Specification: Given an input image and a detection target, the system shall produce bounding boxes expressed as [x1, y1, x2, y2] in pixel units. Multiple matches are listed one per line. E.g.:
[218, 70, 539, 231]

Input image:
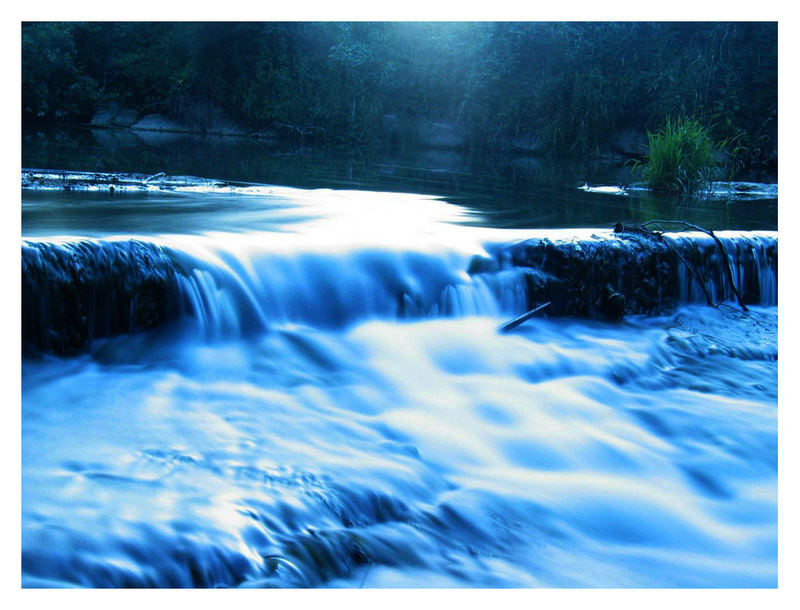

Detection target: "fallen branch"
[656, 234, 715, 307]
[617, 223, 715, 307]
[499, 302, 551, 333]
[639, 220, 748, 311]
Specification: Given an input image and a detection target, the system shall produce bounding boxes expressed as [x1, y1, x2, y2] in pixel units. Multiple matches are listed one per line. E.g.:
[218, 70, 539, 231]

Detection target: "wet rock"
[111, 108, 140, 127]
[22, 240, 183, 356]
[90, 105, 140, 128]
[479, 232, 778, 319]
[90, 107, 116, 126]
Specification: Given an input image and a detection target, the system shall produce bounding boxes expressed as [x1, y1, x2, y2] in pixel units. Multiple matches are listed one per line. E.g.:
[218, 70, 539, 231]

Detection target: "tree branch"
[638, 219, 748, 311]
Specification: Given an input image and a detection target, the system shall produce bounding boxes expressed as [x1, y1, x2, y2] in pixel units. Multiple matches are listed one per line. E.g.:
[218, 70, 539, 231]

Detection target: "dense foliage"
[22, 22, 777, 164]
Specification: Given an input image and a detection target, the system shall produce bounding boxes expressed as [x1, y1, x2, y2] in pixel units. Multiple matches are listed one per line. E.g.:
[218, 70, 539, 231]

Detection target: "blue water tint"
[21, 180, 777, 587]
[22, 307, 777, 587]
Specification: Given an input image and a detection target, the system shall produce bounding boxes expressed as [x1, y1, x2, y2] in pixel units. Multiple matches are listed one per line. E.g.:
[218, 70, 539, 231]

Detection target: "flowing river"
[21, 171, 778, 588]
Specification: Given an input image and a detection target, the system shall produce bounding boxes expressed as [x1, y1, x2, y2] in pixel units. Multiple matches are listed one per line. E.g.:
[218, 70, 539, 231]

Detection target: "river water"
[21, 137, 778, 588]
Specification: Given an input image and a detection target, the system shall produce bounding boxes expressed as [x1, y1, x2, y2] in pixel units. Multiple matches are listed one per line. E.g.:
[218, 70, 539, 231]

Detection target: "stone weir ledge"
[473, 227, 777, 321]
[21, 229, 777, 356]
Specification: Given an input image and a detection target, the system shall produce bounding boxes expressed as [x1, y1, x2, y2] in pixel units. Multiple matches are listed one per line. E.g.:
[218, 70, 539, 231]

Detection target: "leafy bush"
[639, 117, 719, 194]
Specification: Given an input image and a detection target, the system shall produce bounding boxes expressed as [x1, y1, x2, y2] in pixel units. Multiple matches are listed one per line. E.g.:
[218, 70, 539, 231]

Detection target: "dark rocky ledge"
[22, 240, 184, 356]
[472, 230, 777, 319]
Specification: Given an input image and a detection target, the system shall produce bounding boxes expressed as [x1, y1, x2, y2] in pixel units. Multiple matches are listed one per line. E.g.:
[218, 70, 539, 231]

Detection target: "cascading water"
[21, 175, 778, 588]
[22, 229, 777, 353]
[663, 232, 778, 307]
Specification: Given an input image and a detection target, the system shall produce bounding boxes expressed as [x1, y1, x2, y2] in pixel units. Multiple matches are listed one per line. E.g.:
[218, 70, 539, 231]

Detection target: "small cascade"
[481, 230, 778, 318]
[22, 237, 530, 353]
[168, 246, 527, 338]
[22, 230, 777, 355]
[664, 232, 777, 307]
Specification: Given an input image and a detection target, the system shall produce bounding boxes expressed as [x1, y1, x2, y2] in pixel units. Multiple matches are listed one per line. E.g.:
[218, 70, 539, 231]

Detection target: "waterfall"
[664, 232, 777, 307]
[22, 230, 778, 355]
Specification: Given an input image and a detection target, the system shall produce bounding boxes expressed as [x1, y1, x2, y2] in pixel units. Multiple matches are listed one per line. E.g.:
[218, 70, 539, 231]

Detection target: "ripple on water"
[21, 307, 777, 587]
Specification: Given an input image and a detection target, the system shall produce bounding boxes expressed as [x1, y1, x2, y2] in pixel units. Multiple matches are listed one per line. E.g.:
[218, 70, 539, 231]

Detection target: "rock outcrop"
[90, 106, 140, 128]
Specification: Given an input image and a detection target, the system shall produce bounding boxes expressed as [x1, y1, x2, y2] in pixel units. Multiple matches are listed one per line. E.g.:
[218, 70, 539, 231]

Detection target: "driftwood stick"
[499, 302, 551, 333]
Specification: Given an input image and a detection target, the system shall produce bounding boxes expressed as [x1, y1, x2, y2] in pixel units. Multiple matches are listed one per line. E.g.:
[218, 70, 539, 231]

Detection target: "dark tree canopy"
[21, 22, 777, 163]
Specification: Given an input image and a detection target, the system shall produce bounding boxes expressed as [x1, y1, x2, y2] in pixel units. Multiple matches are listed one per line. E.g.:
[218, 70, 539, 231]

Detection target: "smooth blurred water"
[22, 308, 777, 587]
[21, 175, 778, 588]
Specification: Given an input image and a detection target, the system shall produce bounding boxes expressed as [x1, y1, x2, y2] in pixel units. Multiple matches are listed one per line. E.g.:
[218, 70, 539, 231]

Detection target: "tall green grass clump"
[640, 117, 719, 194]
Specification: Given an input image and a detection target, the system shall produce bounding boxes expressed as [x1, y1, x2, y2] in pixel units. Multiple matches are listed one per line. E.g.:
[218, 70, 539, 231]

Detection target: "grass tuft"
[638, 117, 719, 194]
